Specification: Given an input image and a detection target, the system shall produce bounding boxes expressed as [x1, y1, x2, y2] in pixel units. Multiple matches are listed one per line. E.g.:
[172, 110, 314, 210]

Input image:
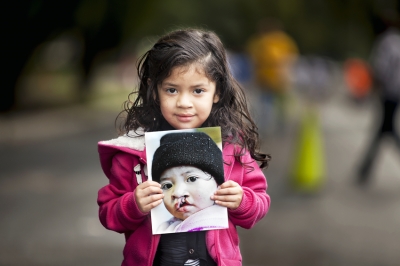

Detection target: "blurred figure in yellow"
[358, 10, 400, 184]
[247, 18, 299, 135]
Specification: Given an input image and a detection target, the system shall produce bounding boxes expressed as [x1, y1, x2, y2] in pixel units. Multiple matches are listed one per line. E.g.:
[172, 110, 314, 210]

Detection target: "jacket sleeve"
[225, 148, 270, 229]
[97, 152, 148, 233]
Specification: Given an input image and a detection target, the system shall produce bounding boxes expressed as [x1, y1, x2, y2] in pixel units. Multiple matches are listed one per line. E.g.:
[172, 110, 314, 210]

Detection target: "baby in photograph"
[151, 131, 228, 233]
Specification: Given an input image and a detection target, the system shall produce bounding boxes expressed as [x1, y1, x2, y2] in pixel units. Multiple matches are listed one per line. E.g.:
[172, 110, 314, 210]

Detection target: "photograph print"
[145, 127, 228, 235]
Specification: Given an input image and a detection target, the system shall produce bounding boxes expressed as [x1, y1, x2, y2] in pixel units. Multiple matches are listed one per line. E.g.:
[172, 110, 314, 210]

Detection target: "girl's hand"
[211, 180, 243, 210]
[135, 181, 164, 213]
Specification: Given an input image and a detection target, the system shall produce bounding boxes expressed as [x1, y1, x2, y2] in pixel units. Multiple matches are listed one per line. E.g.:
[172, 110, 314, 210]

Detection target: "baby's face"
[159, 165, 218, 220]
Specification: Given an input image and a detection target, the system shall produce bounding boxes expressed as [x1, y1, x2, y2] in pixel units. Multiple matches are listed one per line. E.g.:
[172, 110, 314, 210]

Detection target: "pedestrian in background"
[247, 18, 299, 135]
[358, 10, 400, 184]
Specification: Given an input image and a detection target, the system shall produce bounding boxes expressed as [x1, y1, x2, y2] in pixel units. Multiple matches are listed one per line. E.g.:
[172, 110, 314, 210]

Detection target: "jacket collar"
[99, 128, 145, 151]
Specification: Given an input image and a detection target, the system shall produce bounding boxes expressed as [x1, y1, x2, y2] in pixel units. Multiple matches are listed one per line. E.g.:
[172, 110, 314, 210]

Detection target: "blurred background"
[1, 0, 400, 265]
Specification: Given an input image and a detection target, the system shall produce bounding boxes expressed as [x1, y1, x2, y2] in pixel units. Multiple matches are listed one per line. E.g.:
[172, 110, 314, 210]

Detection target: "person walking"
[358, 11, 400, 184]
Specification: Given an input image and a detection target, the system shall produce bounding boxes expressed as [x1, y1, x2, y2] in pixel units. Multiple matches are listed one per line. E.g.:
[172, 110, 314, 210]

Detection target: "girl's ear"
[213, 93, 220, 103]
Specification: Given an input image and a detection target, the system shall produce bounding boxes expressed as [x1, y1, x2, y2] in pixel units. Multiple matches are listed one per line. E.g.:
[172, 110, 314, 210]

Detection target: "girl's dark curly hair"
[118, 28, 271, 169]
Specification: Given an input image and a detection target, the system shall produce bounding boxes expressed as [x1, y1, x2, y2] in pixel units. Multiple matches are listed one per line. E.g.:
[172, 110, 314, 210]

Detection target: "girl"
[97, 28, 271, 266]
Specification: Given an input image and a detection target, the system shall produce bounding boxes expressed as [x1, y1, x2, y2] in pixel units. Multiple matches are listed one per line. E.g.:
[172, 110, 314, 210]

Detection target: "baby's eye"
[166, 88, 177, 94]
[193, 88, 204, 95]
[187, 176, 198, 183]
[161, 183, 173, 190]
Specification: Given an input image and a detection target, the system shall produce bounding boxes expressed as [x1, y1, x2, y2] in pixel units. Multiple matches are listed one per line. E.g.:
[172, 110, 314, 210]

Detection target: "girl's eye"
[187, 176, 198, 183]
[166, 88, 177, 94]
[193, 88, 204, 95]
[161, 183, 173, 190]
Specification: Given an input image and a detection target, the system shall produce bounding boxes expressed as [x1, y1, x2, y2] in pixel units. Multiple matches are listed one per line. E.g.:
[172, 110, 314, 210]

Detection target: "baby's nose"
[172, 184, 188, 198]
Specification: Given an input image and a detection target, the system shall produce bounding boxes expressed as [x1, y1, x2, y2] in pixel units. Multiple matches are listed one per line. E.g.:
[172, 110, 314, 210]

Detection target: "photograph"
[145, 127, 228, 234]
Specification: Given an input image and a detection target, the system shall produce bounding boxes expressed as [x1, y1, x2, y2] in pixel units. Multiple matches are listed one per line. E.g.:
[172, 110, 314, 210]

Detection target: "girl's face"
[159, 166, 218, 220]
[157, 64, 219, 129]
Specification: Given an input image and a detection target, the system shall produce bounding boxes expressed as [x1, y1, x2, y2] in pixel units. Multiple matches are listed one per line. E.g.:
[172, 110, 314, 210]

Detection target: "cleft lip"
[174, 197, 191, 210]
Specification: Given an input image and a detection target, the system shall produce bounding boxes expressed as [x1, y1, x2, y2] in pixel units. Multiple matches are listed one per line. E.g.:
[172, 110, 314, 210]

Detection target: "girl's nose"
[177, 93, 192, 108]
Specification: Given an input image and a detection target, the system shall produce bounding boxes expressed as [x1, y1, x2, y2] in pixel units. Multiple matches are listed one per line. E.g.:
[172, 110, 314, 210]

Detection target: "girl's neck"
[157, 117, 209, 132]
[159, 119, 176, 131]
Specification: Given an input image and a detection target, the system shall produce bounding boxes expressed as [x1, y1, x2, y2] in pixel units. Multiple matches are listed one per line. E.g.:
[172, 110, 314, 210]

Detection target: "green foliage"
[114, 0, 394, 59]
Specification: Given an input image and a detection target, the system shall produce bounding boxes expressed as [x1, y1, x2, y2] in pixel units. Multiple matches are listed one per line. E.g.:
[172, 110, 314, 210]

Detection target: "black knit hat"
[151, 132, 224, 185]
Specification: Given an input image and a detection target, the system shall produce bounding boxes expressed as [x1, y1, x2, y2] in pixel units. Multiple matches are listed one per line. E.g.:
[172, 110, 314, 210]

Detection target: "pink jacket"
[97, 132, 270, 266]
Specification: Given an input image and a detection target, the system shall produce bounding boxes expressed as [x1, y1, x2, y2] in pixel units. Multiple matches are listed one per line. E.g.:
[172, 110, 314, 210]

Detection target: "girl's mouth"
[176, 114, 194, 122]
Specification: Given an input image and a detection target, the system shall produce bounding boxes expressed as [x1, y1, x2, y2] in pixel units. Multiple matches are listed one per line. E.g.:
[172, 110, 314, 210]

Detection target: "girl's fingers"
[140, 189, 164, 202]
[137, 193, 164, 212]
[215, 181, 242, 196]
[138, 180, 161, 190]
[141, 186, 163, 196]
[142, 198, 164, 212]
[213, 194, 241, 203]
[135, 181, 164, 212]
[214, 187, 240, 196]
[137, 182, 163, 197]
[214, 184, 243, 196]
[145, 180, 162, 187]
[137, 180, 161, 190]
[212, 182, 243, 210]
[142, 192, 164, 202]
[218, 180, 239, 189]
